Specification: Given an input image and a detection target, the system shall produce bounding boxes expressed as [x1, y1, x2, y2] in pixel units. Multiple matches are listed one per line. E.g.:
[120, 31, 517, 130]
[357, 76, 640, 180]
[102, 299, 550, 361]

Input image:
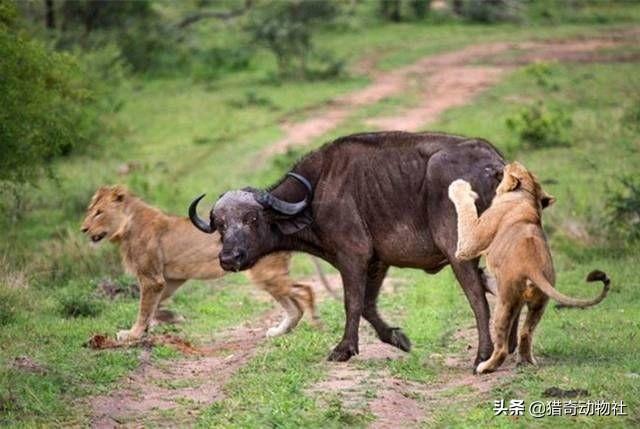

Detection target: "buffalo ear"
[540, 191, 556, 209]
[272, 211, 313, 235]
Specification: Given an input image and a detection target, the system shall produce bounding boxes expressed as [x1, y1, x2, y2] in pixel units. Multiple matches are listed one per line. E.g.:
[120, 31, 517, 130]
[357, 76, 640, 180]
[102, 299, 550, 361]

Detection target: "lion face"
[81, 186, 130, 243]
[497, 162, 556, 209]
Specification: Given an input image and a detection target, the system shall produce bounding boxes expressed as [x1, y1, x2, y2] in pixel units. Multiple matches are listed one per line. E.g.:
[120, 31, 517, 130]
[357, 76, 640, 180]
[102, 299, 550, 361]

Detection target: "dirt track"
[265, 33, 633, 158]
[87, 31, 637, 427]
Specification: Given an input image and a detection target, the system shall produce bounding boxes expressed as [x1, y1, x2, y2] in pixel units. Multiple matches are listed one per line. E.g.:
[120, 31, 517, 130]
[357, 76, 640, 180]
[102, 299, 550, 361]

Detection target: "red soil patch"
[89, 310, 280, 427]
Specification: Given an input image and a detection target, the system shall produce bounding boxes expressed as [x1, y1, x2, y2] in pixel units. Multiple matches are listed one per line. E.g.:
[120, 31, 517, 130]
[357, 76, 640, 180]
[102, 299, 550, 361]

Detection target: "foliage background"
[1, 0, 639, 426]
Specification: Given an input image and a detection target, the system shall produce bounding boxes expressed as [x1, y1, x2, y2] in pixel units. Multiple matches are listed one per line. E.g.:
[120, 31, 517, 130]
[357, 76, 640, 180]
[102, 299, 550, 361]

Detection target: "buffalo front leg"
[450, 260, 494, 369]
[117, 276, 165, 342]
[362, 261, 411, 352]
[327, 263, 367, 362]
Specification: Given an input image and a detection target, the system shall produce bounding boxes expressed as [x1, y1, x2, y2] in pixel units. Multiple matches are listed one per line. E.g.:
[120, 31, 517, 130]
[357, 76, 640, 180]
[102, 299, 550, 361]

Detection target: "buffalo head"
[189, 173, 313, 271]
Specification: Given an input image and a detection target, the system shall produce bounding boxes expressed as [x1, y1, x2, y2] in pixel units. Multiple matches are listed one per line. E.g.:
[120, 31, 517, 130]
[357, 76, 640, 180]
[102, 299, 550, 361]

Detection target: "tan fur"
[81, 185, 318, 341]
[448, 162, 609, 374]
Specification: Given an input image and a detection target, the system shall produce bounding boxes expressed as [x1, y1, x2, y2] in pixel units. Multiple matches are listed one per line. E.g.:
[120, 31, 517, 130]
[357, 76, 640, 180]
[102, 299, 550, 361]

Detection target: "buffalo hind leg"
[362, 262, 411, 352]
[328, 262, 367, 362]
[450, 260, 494, 369]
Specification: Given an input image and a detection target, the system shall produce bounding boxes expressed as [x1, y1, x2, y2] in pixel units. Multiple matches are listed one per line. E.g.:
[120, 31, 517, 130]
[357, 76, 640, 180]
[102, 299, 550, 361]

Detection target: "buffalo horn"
[188, 194, 215, 233]
[260, 172, 312, 215]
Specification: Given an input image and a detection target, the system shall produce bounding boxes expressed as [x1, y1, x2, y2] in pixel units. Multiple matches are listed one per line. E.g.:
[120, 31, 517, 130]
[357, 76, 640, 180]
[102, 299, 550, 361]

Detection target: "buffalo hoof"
[327, 342, 358, 362]
[388, 328, 411, 352]
[473, 350, 493, 373]
[475, 345, 493, 363]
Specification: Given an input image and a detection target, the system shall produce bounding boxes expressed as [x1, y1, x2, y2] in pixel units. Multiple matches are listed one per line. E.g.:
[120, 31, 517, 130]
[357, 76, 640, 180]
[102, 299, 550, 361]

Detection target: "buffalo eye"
[243, 213, 258, 226]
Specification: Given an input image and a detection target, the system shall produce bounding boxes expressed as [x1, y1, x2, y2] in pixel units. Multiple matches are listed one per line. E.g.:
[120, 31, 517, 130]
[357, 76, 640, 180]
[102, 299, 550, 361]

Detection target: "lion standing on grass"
[448, 162, 610, 374]
[81, 185, 318, 341]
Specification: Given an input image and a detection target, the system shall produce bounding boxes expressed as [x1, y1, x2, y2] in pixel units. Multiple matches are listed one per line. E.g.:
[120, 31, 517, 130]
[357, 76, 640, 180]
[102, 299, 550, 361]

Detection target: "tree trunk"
[45, 0, 55, 29]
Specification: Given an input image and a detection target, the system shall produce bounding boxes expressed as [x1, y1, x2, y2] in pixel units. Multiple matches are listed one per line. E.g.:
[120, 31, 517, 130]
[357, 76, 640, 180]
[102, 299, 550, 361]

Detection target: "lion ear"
[111, 185, 127, 202]
[503, 173, 520, 192]
[540, 191, 556, 209]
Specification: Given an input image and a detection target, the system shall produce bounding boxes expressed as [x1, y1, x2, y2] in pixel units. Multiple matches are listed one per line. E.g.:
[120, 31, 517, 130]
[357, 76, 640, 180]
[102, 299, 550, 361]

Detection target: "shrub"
[506, 102, 572, 149]
[245, 0, 342, 80]
[378, 0, 432, 21]
[606, 175, 640, 242]
[0, 3, 114, 185]
[524, 62, 559, 91]
[192, 45, 253, 80]
[454, 0, 522, 23]
[57, 281, 104, 318]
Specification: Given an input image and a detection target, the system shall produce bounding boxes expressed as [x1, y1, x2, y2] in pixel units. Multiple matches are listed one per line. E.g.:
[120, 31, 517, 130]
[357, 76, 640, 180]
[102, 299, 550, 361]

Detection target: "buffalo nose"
[220, 249, 247, 270]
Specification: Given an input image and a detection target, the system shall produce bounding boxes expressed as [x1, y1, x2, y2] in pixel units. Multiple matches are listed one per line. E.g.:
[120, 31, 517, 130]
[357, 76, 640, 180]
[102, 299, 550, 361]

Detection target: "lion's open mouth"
[91, 232, 107, 243]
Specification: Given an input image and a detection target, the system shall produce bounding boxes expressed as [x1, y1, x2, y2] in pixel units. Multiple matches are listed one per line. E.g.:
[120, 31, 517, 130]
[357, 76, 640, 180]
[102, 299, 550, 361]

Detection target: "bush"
[454, 0, 522, 23]
[0, 3, 113, 185]
[606, 175, 640, 242]
[378, 0, 432, 21]
[506, 102, 572, 149]
[192, 45, 253, 80]
[57, 281, 104, 318]
[524, 62, 559, 91]
[246, 0, 343, 80]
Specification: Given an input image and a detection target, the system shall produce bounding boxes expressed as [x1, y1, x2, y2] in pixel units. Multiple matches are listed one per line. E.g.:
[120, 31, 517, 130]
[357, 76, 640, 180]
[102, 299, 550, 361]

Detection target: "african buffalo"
[190, 131, 505, 368]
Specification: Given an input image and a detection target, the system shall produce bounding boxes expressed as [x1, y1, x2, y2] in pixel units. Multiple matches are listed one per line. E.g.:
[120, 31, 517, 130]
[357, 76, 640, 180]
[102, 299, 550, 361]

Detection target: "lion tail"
[311, 256, 338, 299]
[528, 270, 610, 309]
[292, 282, 319, 323]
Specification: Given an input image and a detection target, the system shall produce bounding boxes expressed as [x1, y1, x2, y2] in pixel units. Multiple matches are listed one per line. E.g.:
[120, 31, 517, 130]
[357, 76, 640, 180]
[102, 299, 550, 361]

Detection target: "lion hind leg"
[150, 280, 186, 328]
[476, 298, 519, 374]
[267, 296, 303, 337]
[518, 300, 547, 366]
[292, 283, 320, 326]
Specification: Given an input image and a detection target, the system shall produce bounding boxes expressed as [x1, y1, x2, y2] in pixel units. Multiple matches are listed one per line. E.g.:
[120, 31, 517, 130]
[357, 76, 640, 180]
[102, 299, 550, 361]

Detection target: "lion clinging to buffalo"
[448, 162, 609, 373]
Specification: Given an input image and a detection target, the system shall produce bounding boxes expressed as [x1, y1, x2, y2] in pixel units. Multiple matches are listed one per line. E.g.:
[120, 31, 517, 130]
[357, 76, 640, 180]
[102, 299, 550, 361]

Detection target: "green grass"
[2, 11, 640, 428]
